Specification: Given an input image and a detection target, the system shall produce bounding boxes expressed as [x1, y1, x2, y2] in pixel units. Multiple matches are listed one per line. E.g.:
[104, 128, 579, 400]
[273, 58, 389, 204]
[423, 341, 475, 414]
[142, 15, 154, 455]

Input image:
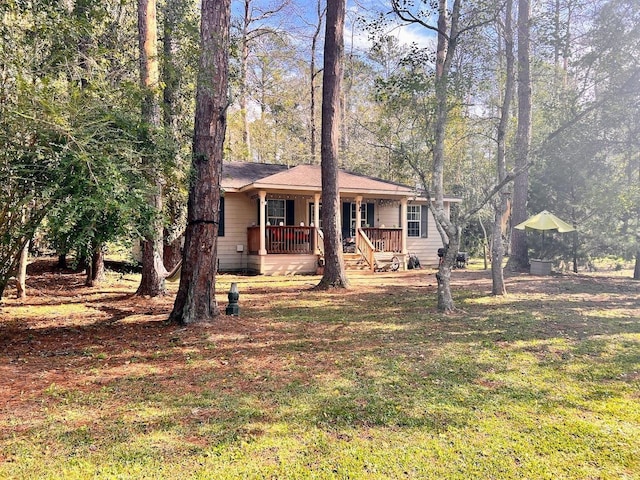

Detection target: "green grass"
[1, 270, 639, 479]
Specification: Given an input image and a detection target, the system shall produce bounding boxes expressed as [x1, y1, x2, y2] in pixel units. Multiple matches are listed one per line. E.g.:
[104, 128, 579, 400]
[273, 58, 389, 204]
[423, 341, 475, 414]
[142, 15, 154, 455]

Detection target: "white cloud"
[345, 0, 437, 54]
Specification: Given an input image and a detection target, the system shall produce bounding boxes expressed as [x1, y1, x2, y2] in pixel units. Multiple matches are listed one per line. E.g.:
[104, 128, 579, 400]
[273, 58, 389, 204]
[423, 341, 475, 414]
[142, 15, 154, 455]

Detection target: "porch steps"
[342, 252, 405, 271]
[342, 253, 371, 271]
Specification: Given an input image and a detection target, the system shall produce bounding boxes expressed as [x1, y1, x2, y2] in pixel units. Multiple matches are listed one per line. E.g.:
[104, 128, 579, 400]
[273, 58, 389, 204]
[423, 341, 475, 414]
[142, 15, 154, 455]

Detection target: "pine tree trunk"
[14, 210, 32, 299]
[162, 0, 181, 137]
[239, 0, 252, 160]
[507, 0, 532, 272]
[0, 236, 26, 300]
[137, 205, 166, 296]
[316, 0, 349, 290]
[169, 0, 230, 324]
[15, 240, 28, 299]
[162, 0, 188, 272]
[137, 0, 167, 296]
[309, 0, 324, 164]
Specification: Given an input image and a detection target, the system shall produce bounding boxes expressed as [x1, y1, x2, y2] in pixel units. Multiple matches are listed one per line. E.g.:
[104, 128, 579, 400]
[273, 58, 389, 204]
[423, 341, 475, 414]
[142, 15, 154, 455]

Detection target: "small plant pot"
[530, 259, 552, 275]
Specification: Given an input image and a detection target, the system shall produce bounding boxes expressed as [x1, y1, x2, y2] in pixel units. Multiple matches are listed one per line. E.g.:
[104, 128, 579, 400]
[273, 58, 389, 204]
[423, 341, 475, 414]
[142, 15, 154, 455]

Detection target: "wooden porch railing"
[360, 227, 402, 253]
[247, 226, 317, 254]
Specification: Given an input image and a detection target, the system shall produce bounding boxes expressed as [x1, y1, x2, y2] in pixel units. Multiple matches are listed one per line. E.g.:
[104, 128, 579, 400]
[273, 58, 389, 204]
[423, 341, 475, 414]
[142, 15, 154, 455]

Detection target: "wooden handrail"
[356, 228, 376, 271]
[316, 229, 324, 255]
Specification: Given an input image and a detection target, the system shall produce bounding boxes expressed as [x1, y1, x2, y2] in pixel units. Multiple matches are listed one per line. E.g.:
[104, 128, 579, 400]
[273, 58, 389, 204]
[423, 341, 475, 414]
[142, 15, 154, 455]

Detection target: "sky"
[346, 0, 437, 49]
[230, 0, 437, 56]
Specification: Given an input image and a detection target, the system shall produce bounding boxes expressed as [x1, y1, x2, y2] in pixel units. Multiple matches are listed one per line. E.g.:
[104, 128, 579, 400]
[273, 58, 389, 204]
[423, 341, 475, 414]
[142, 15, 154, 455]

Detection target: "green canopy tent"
[514, 210, 576, 273]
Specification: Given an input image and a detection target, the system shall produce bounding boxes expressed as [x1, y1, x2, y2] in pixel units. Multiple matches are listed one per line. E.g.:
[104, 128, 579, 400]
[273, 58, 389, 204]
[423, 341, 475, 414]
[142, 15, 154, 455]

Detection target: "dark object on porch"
[316, 257, 325, 275]
[437, 248, 468, 269]
[407, 254, 421, 269]
[455, 252, 469, 269]
[343, 237, 356, 253]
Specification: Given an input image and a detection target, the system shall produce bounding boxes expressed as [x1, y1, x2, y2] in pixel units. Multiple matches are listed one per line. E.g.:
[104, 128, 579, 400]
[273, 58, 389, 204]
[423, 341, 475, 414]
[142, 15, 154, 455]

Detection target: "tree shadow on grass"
[1, 268, 639, 462]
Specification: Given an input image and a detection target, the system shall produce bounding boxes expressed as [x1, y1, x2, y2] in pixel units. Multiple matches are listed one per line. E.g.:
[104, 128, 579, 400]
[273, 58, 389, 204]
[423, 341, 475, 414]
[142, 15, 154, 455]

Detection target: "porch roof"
[223, 162, 417, 198]
[222, 162, 288, 190]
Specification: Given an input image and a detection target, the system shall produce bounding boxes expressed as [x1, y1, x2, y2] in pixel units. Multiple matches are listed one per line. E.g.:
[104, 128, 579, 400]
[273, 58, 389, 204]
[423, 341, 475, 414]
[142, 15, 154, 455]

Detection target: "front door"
[341, 202, 374, 239]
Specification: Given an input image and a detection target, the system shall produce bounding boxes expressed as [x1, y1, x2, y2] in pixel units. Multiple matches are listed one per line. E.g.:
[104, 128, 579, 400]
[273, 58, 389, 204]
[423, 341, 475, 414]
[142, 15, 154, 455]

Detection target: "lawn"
[1, 260, 639, 479]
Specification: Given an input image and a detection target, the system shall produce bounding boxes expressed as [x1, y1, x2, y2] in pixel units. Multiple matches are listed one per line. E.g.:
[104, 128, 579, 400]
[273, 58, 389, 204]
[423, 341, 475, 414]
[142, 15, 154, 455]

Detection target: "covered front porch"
[221, 163, 425, 274]
[241, 190, 409, 274]
[246, 223, 405, 275]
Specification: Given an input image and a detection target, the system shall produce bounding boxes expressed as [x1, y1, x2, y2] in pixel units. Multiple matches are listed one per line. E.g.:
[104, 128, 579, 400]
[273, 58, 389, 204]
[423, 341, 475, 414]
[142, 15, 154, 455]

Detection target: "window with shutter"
[407, 204, 428, 238]
[218, 197, 225, 237]
[407, 205, 421, 237]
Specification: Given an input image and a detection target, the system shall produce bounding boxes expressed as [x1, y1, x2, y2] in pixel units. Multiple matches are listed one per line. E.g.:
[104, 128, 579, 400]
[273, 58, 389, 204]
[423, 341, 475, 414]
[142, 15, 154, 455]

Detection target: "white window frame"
[407, 205, 422, 237]
[348, 202, 370, 237]
[308, 203, 322, 228]
[267, 199, 286, 226]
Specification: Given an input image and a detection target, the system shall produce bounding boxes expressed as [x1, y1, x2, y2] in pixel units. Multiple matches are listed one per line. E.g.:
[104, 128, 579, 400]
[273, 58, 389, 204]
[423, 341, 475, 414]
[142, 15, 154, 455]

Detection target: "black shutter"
[342, 202, 351, 238]
[218, 196, 225, 237]
[286, 199, 295, 225]
[366, 203, 375, 227]
[421, 205, 428, 238]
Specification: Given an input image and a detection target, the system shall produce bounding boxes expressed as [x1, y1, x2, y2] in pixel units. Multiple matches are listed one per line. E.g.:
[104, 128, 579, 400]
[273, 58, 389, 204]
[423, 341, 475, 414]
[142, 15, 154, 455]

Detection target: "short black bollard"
[225, 282, 240, 315]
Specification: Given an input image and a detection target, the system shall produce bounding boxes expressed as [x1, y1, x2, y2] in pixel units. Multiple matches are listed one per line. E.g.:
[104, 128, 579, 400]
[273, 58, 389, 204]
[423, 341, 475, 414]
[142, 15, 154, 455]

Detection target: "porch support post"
[401, 197, 408, 255]
[314, 193, 321, 227]
[355, 195, 363, 246]
[314, 193, 321, 253]
[337, 195, 342, 236]
[259, 190, 267, 255]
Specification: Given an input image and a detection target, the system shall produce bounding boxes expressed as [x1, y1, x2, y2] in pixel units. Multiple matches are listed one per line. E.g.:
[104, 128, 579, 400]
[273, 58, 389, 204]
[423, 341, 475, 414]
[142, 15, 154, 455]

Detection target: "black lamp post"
[225, 282, 240, 315]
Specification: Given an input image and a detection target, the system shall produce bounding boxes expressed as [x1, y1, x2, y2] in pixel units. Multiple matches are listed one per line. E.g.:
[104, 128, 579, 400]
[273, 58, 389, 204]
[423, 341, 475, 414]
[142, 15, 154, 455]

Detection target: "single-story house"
[216, 161, 460, 275]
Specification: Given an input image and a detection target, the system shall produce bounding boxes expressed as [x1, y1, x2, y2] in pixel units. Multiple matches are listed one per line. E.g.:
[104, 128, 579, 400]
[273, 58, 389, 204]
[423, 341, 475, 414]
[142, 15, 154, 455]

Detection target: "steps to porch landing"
[342, 252, 405, 271]
[343, 253, 370, 271]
